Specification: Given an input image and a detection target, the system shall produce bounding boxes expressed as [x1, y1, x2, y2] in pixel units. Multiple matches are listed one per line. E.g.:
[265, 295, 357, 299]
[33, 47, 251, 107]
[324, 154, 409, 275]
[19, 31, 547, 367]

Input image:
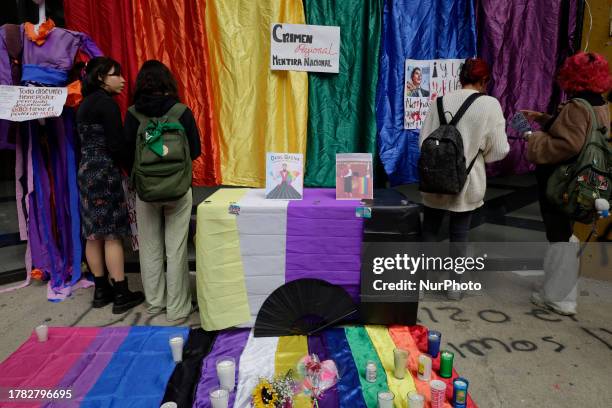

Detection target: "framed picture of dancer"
[265, 152, 304, 200]
[335, 153, 373, 200]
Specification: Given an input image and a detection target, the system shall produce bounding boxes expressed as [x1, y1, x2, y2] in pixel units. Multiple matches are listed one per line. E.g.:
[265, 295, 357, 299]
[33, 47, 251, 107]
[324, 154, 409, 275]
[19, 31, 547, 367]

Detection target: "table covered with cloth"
[194, 188, 421, 331]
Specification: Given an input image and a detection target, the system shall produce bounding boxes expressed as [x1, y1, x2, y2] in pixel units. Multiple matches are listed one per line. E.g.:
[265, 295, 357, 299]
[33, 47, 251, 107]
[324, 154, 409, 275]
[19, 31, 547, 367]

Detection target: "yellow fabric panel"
[365, 325, 417, 408]
[204, 0, 308, 187]
[275, 335, 311, 408]
[195, 188, 251, 330]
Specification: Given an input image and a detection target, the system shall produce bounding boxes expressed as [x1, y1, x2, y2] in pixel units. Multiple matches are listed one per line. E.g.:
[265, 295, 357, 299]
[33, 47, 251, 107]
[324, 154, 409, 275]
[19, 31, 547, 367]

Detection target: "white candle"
[216, 357, 236, 391]
[35, 325, 48, 342]
[393, 348, 409, 379]
[169, 336, 184, 363]
[209, 387, 229, 408]
[417, 353, 432, 381]
[377, 390, 394, 408]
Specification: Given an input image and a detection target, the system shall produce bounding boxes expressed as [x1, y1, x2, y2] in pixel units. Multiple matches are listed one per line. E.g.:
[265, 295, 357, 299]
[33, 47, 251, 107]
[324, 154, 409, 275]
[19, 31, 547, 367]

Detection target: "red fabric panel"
[131, 0, 221, 186]
[63, 0, 138, 116]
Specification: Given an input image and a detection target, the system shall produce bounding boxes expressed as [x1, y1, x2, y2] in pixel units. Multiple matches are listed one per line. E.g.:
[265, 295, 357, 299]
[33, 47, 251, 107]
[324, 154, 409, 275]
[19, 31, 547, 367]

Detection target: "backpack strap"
[572, 98, 604, 138]
[164, 103, 187, 122]
[437, 97, 447, 125]
[449, 92, 484, 126]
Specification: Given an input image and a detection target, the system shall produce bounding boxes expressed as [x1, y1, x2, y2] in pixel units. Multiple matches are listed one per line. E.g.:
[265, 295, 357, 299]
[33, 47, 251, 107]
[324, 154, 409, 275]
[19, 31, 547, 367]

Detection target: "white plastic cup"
[35, 324, 48, 342]
[160, 402, 178, 408]
[209, 387, 229, 408]
[430, 379, 447, 408]
[377, 390, 394, 408]
[169, 336, 184, 363]
[393, 348, 409, 379]
[407, 391, 425, 408]
[216, 357, 236, 392]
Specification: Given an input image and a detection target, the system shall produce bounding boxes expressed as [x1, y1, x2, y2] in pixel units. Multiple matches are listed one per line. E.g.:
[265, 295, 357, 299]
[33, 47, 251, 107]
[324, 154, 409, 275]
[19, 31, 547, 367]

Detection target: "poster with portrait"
[335, 153, 373, 200]
[265, 153, 303, 200]
[404, 59, 466, 130]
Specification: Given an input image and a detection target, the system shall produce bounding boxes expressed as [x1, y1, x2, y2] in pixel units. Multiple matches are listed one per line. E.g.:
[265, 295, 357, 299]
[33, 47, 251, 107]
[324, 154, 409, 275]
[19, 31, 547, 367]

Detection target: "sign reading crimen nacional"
[270, 23, 340, 73]
[0, 85, 67, 122]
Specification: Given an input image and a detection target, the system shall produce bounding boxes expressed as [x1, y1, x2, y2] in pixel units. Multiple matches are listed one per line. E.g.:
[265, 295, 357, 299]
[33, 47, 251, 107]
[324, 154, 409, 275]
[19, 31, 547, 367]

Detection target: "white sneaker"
[530, 292, 576, 316]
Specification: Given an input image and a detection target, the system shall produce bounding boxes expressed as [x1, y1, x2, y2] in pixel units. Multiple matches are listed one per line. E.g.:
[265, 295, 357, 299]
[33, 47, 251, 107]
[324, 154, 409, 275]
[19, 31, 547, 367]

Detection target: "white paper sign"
[404, 59, 465, 130]
[270, 23, 340, 73]
[0, 85, 67, 122]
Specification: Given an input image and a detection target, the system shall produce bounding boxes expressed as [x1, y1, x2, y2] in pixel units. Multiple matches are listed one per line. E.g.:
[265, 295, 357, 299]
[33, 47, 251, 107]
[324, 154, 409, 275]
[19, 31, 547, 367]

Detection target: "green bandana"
[144, 121, 185, 157]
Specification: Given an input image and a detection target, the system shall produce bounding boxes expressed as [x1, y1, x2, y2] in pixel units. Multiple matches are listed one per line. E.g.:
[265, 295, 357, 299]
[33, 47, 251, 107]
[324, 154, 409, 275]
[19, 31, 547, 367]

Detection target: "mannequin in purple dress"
[0, 0, 103, 299]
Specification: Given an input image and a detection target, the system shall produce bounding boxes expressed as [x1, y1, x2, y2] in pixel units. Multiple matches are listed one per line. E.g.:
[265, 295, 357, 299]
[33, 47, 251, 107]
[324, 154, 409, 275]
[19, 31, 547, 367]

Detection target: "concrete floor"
[1, 271, 611, 407]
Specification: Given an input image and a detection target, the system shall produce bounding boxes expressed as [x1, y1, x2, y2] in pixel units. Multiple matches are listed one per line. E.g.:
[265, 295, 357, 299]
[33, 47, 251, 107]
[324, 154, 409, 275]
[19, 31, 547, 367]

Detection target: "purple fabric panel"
[478, 0, 576, 176]
[44, 327, 130, 408]
[286, 189, 363, 301]
[21, 27, 101, 74]
[193, 329, 250, 408]
[307, 334, 339, 408]
[0, 26, 11, 84]
[49, 117, 70, 284]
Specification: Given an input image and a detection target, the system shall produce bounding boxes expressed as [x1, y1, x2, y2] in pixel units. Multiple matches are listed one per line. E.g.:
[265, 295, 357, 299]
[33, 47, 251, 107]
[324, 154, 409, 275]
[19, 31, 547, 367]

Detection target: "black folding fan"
[254, 279, 357, 337]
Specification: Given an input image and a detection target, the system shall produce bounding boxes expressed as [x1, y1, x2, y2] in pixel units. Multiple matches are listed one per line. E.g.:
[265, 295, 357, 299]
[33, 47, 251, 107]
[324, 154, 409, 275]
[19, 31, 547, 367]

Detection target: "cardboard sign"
[404, 59, 465, 129]
[0, 85, 67, 122]
[270, 23, 340, 73]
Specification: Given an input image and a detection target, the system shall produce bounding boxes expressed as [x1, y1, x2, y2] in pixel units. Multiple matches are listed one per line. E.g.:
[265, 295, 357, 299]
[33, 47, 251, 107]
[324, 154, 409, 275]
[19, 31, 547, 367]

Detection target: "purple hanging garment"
[478, 0, 579, 176]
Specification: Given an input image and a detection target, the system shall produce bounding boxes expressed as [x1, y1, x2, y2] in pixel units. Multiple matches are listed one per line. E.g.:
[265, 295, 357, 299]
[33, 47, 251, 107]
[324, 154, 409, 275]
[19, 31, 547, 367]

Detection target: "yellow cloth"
[365, 326, 417, 408]
[275, 335, 311, 408]
[195, 188, 251, 330]
[204, 1, 308, 187]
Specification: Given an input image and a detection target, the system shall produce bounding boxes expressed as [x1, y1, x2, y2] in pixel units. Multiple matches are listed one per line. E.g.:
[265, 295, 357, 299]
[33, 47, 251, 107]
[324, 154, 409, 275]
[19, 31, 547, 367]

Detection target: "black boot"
[92, 276, 114, 308]
[112, 279, 145, 314]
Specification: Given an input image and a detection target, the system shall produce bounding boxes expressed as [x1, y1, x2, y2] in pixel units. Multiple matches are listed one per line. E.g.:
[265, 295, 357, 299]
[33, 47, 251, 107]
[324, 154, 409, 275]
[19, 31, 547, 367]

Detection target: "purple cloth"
[307, 334, 339, 408]
[44, 327, 130, 408]
[478, 0, 579, 176]
[21, 26, 101, 84]
[286, 189, 363, 301]
[193, 329, 250, 408]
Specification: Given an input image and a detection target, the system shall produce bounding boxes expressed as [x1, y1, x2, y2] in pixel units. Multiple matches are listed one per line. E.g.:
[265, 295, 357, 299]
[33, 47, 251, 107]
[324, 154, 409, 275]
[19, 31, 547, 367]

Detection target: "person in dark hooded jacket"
[124, 60, 201, 321]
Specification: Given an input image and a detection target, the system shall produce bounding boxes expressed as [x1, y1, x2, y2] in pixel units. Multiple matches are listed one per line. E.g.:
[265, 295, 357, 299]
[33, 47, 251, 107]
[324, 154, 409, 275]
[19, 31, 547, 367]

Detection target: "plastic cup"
[35, 324, 48, 342]
[407, 391, 425, 408]
[216, 357, 236, 392]
[209, 387, 229, 408]
[430, 379, 447, 408]
[169, 336, 184, 363]
[377, 390, 394, 408]
[393, 348, 409, 379]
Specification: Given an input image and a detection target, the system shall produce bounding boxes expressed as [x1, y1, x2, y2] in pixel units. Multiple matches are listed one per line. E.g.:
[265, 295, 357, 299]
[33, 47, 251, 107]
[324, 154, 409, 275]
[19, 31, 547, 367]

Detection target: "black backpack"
[418, 93, 484, 194]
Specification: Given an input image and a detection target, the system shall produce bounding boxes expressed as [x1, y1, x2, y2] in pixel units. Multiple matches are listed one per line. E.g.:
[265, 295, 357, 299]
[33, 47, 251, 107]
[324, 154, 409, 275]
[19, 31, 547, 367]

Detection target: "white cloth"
[233, 331, 279, 408]
[419, 89, 510, 212]
[236, 189, 289, 326]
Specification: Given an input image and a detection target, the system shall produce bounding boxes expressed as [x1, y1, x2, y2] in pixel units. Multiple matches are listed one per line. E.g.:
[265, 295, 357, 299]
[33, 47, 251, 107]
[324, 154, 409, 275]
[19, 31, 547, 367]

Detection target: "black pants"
[422, 206, 473, 243]
[536, 166, 573, 243]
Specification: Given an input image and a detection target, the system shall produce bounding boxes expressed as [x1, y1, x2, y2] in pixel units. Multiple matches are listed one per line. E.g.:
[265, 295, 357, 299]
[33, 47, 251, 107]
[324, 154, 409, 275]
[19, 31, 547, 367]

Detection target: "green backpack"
[129, 103, 192, 202]
[546, 98, 611, 224]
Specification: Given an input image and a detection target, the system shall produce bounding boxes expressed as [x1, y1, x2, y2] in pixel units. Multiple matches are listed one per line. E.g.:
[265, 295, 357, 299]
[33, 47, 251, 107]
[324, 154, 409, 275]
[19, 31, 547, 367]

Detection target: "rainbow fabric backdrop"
[0, 325, 476, 408]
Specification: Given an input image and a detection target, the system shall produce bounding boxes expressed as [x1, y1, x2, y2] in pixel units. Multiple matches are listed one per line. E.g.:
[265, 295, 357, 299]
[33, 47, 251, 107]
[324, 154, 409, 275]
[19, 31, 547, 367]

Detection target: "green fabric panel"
[303, 0, 382, 187]
[345, 326, 389, 408]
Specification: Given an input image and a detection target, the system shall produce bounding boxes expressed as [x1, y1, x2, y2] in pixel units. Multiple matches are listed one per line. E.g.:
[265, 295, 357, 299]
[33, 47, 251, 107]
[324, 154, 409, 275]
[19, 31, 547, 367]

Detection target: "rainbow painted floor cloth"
[0, 325, 477, 408]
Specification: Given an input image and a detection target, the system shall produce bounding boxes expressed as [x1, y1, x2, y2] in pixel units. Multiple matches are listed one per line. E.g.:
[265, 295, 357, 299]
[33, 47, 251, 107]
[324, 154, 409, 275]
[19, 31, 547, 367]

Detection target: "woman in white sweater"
[419, 58, 510, 243]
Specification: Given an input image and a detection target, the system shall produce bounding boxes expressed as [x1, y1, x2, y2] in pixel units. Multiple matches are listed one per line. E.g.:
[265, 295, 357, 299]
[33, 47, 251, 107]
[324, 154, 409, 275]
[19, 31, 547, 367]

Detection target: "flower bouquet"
[296, 354, 339, 408]
[252, 371, 296, 408]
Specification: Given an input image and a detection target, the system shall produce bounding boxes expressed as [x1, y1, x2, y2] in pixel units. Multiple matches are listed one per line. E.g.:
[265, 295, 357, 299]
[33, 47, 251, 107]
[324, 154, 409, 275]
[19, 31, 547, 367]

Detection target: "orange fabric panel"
[131, 0, 221, 186]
